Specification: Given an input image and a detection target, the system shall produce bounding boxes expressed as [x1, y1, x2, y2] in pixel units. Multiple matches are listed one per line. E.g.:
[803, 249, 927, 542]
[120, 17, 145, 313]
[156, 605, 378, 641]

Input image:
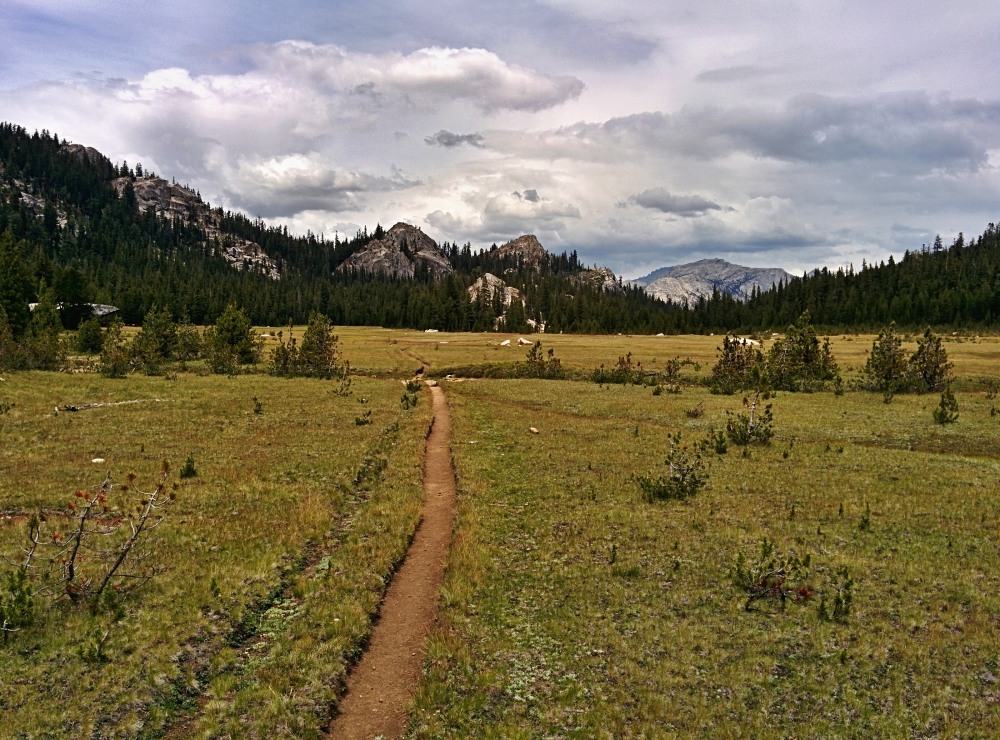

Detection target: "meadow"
[0, 367, 431, 737]
[2, 328, 999, 737]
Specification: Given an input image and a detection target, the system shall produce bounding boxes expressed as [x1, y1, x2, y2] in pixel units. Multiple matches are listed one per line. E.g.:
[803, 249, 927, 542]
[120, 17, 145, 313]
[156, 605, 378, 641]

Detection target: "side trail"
[328, 384, 456, 739]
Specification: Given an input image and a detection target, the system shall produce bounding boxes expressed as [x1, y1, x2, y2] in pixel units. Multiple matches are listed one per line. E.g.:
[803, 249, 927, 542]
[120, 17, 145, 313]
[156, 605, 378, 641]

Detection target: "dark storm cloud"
[424, 130, 485, 148]
[575, 93, 1000, 174]
[625, 188, 724, 216]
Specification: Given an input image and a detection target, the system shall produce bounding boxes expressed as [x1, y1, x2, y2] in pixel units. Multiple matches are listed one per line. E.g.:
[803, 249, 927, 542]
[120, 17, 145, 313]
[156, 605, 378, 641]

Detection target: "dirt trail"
[327, 384, 456, 739]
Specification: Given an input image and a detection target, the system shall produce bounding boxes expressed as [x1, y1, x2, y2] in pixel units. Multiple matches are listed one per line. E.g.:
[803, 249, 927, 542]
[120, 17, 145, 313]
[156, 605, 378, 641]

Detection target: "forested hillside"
[0, 124, 678, 334]
[683, 230, 1000, 332]
[1, 123, 998, 335]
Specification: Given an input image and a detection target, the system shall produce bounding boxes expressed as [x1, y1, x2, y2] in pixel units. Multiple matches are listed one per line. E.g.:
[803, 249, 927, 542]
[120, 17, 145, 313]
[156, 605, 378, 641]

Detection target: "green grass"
[3, 328, 1000, 737]
[411, 378, 1000, 736]
[0, 368, 431, 737]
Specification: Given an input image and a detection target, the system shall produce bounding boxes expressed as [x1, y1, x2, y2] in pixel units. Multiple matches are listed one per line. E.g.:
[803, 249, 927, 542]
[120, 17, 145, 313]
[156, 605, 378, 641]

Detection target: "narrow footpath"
[328, 384, 456, 739]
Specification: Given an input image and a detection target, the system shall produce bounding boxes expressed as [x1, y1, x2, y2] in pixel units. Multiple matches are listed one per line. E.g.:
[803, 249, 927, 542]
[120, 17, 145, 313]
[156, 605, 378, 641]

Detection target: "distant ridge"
[632, 258, 794, 304]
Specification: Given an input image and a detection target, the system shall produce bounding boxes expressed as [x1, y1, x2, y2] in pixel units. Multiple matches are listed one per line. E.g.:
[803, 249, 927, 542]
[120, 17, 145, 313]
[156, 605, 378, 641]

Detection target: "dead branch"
[60, 399, 166, 412]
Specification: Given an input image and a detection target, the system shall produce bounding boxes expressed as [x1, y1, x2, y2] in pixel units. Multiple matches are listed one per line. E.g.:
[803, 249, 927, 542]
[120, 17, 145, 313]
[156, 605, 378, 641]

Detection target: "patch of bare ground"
[327, 384, 456, 739]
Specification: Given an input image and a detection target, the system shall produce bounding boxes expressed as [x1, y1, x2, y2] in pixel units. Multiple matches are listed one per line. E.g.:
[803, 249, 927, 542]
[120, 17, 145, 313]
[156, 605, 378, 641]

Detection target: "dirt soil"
[327, 384, 456, 739]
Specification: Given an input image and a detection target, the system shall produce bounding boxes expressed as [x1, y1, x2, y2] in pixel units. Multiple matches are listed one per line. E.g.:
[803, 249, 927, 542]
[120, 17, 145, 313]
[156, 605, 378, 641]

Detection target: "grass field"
[2, 328, 999, 737]
[0, 368, 431, 737]
[410, 377, 1000, 736]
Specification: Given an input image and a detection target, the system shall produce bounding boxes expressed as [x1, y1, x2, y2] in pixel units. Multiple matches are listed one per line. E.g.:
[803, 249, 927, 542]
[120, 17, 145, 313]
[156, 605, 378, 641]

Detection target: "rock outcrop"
[61, 143, 111, 169]
[467, 272, 523, 308]
[112, 175, 279, 279]
[578, 266, 622, 293]
[338, 222, 453, 279]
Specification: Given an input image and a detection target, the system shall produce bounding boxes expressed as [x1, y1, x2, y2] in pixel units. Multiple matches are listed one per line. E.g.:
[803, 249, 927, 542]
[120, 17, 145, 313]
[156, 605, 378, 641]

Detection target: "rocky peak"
[60, 143, 111, 169]
[579, 266, 622, 293]
[338, 222, 453, 279]
[495, 234, 548, 266]
[632, 259, 794, 304]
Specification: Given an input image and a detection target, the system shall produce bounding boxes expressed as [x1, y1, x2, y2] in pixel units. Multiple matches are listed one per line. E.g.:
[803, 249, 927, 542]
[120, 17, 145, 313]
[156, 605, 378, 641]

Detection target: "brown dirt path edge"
[327, 384, 456, 739]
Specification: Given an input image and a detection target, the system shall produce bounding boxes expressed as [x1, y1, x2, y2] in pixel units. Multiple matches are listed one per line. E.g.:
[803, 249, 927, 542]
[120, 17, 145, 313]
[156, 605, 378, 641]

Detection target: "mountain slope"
[0, 124, 677, 334]
[633, 259, 794, 304]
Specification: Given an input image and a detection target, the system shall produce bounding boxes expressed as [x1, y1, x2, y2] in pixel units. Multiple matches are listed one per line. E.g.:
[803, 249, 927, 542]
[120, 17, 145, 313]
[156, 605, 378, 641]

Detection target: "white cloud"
[5, 1, 1000, 277]
[249, 41, 583, 113]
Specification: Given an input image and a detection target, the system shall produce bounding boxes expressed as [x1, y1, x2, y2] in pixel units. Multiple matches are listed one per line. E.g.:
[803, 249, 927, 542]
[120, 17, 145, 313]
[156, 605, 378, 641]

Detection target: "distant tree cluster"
[682, 227, 1000, 333]
[94, 304, 260, 378]
[268, 312, 343, 379]
[857, 325, 953, 396]
[710, 312, 841, 394]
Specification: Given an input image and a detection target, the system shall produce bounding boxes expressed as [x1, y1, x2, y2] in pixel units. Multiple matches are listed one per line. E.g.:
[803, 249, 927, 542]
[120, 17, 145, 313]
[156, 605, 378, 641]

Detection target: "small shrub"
[726, 391, 774, 446]
[334, 362, 353, 396]
[710, 336, 763, 395]
[207, 304, 262, 373]
[636, 432, 708, 502]
[207, 345, 241, 377]
[858, 323, 909, 394]
[706, 427, 728, 455]
[859, 325, 952, 396]
[252, 396, 264, 415]
[933, 385, 959, 424]
[766, 311, 840, 392]
[1, 567, 35, 641]
[174, 314, 203, 363]
[131, 306, 177, 374]
[74, 316, 105, 354]
[910, 327, 953, 392]
[593, 352, 645, 385]
[355, 410, 372, 426]
[99, 319, 131, 378]
[268, 313, 342, 378]
[729, 538, 812, 611]
[180, 454, 198, 479]
[858, 501, 872, 531]
[400, 392, 418, 410]
[818, 567, 854, 623]
[685, 402, 704, 418]
[659, 356, 697, 392]
[985, 380, 998, 401]
[78, 626, 111, 664]
[520, 341, 565, 379]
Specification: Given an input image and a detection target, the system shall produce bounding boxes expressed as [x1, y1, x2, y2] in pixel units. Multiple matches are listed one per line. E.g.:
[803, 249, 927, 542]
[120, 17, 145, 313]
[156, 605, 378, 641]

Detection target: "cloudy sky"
[3, 1, 999, 277]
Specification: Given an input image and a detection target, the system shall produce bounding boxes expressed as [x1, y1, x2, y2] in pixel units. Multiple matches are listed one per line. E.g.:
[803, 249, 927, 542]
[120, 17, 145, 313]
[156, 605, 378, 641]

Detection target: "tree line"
[2, 123, 999, 338]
